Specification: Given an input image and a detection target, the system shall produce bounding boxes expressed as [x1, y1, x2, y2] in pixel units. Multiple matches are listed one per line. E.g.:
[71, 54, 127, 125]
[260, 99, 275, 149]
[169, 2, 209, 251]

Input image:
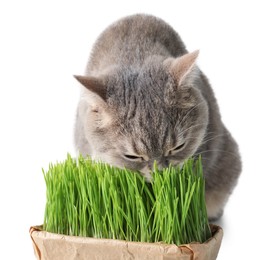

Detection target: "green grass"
[43, 154, 211, 245]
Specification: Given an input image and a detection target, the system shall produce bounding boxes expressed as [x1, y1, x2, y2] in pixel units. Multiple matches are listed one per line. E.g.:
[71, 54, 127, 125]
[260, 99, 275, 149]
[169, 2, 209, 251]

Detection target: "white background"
[0, 1, 279, 259]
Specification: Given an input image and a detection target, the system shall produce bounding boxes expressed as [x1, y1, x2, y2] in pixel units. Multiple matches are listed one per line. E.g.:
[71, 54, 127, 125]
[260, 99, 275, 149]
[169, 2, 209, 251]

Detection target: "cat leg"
[205, 189, 229, 221]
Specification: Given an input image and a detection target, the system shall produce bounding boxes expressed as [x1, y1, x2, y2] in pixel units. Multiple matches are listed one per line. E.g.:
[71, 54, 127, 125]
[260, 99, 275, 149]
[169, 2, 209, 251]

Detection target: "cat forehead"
[109, 60, 171, 84]
[106, 68, 174, 103]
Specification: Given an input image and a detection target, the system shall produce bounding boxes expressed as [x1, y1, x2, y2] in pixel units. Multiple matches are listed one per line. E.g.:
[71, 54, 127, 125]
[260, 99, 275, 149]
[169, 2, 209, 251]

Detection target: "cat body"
[74, 14, 241, 220]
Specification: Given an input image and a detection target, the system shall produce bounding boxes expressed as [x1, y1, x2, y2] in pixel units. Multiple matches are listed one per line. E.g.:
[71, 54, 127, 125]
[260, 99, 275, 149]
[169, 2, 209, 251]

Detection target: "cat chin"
[139, 166, 153, 183]
[142, 173, 153, 183]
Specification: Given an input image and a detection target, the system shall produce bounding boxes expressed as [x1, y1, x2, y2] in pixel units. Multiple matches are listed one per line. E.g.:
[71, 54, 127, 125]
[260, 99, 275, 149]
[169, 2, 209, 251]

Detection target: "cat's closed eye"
[124, 154, 144, 162]
[168, 143, 186, 155]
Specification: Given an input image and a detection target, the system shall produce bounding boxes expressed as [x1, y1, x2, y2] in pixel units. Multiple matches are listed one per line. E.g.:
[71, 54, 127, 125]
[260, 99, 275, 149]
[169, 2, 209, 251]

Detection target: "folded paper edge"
[179, 225, 223, 260]
[29, 226, 42, 259]
[30, 224, 223, 260]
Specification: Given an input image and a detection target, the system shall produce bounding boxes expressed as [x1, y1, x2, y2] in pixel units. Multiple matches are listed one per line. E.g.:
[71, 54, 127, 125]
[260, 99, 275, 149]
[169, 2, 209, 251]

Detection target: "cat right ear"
[74, 75, 107, 101]
[165, 50, 199, 85]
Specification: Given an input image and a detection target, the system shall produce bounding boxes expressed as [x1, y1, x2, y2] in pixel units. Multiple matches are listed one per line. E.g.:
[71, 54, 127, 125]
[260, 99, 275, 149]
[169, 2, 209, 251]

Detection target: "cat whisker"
[200, 132, 231, 146]
[185, 100, 206, 118]
[173, 100, 206, 126]
[176, 123, 208, 139]
[192, 149, 240, 159]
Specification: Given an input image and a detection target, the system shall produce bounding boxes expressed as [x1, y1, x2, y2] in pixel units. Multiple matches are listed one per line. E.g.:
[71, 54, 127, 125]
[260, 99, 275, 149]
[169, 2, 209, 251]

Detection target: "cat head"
[75, 51, 208, 181]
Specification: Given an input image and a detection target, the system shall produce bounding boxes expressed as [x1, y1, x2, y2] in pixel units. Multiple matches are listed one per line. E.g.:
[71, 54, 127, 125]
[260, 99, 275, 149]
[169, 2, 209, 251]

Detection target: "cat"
[74, 14, 241, 220]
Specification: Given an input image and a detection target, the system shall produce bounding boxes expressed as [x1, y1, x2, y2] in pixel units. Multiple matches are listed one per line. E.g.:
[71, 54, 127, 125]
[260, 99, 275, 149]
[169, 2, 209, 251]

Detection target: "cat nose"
[159, 157, 169, 168]
[150, 158, 169, 170]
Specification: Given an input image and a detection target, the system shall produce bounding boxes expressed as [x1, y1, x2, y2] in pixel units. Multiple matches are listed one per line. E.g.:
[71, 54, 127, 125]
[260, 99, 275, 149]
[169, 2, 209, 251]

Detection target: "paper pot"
[30, 224, 222, 260]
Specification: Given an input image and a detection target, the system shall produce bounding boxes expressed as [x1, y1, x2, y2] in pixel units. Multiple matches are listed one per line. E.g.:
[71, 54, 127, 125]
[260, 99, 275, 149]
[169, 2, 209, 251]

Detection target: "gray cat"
[74, 14, 241, 220]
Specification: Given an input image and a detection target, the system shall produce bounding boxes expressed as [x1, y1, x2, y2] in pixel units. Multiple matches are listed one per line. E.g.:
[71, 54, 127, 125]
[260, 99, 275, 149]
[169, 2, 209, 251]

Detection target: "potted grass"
[30, 155, 223, 260]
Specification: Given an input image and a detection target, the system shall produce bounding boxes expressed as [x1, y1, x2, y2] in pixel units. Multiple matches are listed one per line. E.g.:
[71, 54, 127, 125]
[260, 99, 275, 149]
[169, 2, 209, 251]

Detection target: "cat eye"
[124, 154, 144, 161]
[168, 143, 186, 155]
[173, 143, 185, 151]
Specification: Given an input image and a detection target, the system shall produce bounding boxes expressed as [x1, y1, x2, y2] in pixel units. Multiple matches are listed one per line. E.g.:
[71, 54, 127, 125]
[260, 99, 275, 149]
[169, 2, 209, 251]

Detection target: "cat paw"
[208, 209, 224, 222]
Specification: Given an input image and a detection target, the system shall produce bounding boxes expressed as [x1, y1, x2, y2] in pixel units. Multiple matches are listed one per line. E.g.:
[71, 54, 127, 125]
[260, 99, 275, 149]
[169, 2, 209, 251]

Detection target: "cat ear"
[167, 50, 199, 85]
[74, 75, 107, 101]
[164, 51, 200, 108]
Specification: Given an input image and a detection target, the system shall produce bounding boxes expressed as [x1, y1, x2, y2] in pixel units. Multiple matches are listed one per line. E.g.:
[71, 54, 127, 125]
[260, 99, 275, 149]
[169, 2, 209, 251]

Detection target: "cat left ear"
[167, 50, 199, 85]
[74, 75, 107, 101]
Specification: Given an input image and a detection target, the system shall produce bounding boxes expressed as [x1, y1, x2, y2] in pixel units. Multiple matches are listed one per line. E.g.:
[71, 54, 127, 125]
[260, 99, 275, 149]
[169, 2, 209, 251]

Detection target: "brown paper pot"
[30, 224, 222, 260]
